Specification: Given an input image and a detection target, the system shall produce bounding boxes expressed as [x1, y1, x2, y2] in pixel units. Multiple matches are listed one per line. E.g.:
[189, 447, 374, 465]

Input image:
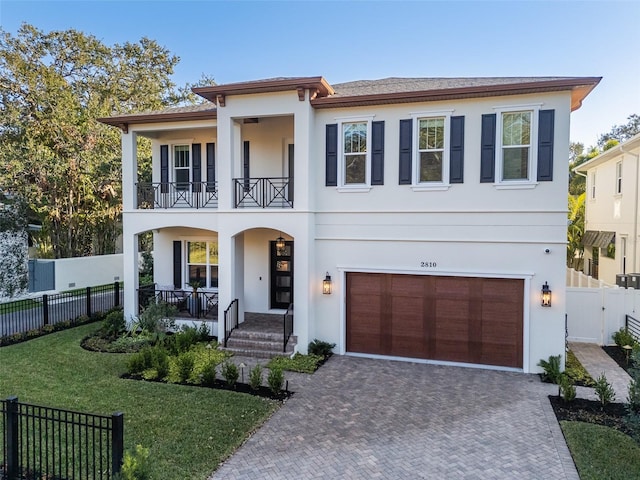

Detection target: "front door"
[270, 240, 293, 309]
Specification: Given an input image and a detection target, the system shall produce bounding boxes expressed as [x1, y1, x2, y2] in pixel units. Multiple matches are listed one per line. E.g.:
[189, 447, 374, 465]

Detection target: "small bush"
[153, 347, 170, 379]
[103, 309, 125, 337]
[200, 359, 218, 386]
[613, 327, 637, 348]
[267, 367, 284, 394]
[197, 322, 210, 341]
[249, 364, 263, 390]
[221, 361, 239, 387]
[594, 373, 616, 408]
[308, 339, 336, 358]
[176, 352, 195, 383]
[559, 374, 576, 402]
[127, 352, 147, 375]
[115, 444, 150, 480]
[174, 327, 200, 353]
[538, 354, 563, 384]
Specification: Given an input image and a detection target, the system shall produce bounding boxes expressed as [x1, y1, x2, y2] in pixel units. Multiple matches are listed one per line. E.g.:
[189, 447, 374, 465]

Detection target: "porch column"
[293, 101, 313, 211]
[217, 231, 235, 340]
[122, 229, 138, 327]
[292, 217, 315, 353]
[121, 131, 138, 211]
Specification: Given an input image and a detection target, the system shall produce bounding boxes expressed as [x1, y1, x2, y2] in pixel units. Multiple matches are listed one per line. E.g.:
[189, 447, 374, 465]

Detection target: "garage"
[346, 272, 524, 368]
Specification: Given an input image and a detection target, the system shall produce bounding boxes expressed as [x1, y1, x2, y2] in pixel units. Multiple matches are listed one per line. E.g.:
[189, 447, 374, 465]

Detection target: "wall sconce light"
[541, 282, 552, 307]
[323, 272, 332, 295]
[275, 235, 285, 250]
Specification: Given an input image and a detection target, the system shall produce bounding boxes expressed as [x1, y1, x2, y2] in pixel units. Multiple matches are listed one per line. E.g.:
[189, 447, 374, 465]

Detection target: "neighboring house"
[99, 75, 600, 373]
[575, 132, 640, 285]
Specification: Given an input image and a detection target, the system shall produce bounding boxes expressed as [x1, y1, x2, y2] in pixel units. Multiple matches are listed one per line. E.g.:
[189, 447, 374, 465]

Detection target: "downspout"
[619, 145, 640, 273]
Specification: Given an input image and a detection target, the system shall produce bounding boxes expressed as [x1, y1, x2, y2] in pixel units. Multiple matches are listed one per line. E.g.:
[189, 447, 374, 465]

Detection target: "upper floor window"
[416, 116, 447, 183]
[500, 110, 532, 181]
[616, 161, 622, 194]
[341, 121, 370, 186]
[173, 145, 190, 189]
[590, 172, 596, 199]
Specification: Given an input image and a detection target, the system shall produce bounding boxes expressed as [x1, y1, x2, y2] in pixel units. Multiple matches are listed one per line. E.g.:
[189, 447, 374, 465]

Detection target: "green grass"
[0, 324, 279, 479]
[561, 421, 640, 479]
[267, 352, 323, 373]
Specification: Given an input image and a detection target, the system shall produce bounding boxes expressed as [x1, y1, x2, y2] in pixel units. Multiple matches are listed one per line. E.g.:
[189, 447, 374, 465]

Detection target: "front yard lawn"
[0, 323, 279, 479]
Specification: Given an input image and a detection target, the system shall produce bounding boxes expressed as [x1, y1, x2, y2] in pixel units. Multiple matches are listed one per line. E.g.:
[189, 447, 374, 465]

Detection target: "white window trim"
[336, 117, 374, 192]
[182, 237, 219, 292]
[590, 172, 596, 200]
[615, 161, 622, 195]
[493, 105, 540, 188]
[171, 141, 194, 184]
[411, 112, 452, 192]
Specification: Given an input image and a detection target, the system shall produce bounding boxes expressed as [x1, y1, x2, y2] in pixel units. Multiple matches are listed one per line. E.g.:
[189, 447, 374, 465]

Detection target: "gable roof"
[98, 75, 600, 130]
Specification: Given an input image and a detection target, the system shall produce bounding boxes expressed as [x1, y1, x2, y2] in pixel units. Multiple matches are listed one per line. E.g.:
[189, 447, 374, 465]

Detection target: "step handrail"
[283, 303, 293, 352]
[224, 299, 239, 347]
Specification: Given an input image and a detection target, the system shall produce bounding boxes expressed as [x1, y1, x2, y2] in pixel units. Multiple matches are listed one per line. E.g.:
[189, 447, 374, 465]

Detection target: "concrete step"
[226, 337, 284, 352]
[222, 346, 294, 359]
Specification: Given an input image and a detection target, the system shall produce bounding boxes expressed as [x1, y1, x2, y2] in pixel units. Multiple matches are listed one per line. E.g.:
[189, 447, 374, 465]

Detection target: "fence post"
[6, 396, 19, 480]
[111, 412, 124, 476]
[42, 294, 49, 326]
[114, 281, 120, 307]
[86, 286, 92, 318]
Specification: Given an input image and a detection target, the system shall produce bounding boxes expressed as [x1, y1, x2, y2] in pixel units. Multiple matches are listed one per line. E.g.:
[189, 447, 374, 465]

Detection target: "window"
[173, 145, 190, 189]
[341, 121, 369, 185]
[417, 117, 446, 183]
[500, 111, 532, 181]
[616, 161, 622, 194]
[603, 235, 615, 259]
[590, 172, 596, 199]
[186, 241, 218, 289]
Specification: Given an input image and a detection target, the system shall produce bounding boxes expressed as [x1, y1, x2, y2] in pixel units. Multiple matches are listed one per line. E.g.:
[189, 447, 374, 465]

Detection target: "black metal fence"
[136, 181, 218, 209]
[1, 396, 123, 480]
[233, 177, 293, 208]
[626, 314, 640, 342]
[136, 285, 218, 320]
[0, 283, 121, 341]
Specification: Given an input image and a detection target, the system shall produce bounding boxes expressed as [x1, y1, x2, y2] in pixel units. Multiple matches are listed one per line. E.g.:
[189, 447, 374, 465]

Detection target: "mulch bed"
[121, 373, 293, 401]
[603, 345, 635, 374]
[549, 396, 631, 435]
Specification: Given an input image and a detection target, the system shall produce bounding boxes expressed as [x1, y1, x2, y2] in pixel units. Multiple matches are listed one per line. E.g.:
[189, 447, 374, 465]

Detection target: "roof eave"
[97, 109, 217, 131]
[311, 77, 602, 110]
[193, 76, 335, 103]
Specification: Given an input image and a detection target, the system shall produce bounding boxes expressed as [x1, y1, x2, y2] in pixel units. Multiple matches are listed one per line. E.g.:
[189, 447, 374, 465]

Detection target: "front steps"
[222, 312, 296, 359]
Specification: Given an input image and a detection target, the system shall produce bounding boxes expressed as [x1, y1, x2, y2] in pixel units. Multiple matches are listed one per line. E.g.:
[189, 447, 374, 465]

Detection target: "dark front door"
[270, 241, 293, 309]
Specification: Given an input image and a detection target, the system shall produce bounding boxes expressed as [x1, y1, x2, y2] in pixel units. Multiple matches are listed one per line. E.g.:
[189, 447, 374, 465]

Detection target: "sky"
[0, 0, 639, 149]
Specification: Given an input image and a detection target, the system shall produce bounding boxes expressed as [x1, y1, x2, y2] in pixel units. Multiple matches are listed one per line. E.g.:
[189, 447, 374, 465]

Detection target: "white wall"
[53, 254, 123, 291]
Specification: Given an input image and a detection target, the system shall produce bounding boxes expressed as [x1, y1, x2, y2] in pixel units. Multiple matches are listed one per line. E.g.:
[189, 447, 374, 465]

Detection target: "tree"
[568, 145, 599, 196]
[0, 24, 202, 258]
[567, 193, 585, 268]
[598, 114, 640, 149]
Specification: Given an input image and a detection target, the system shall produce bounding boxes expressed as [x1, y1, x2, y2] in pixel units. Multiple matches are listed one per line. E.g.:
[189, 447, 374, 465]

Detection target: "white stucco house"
[99, 75, 600, 373]
[576, 132, 640, 285]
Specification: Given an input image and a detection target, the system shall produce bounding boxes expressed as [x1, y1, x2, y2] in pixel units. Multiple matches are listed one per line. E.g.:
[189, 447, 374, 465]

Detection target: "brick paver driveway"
[210, 356, 578, 479]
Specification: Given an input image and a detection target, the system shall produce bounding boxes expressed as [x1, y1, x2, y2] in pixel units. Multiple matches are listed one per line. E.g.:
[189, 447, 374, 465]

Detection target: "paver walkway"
[209, 357, 578, 480]
[570, 342, 632, 402]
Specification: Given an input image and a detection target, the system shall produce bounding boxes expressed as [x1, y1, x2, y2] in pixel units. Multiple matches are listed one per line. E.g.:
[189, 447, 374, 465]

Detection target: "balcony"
[233, 177, 293, 208]
[136, 182, 218, 209]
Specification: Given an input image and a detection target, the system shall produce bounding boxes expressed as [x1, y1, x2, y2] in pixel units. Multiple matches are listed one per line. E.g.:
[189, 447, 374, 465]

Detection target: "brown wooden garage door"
[346, 272, 523, 368]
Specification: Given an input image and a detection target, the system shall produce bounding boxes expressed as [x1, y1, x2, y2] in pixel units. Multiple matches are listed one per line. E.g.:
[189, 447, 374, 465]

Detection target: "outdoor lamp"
[275, 235, 285, 250]
[323, 273, 332, 295]
[541, 282, 552, 307]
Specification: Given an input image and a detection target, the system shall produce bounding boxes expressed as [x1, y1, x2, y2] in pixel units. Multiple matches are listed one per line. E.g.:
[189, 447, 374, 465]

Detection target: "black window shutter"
[243, 141, 250, 180]
[160, 145, 169, 193]
[326, 124, 338, 186]
[537, 109, 555, 181]
[192, 143, 201, 192]
[173, 241, 182, 289]
[399, 119, 412, 185]
[371, 121, 385, 185]
[449, 116, 465, 184]
[206, 142, 216, 191]
[480, 114, 496, 183]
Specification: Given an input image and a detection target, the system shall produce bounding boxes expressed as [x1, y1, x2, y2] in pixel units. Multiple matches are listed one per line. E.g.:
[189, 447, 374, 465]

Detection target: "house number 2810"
[420, 261, 437, 268]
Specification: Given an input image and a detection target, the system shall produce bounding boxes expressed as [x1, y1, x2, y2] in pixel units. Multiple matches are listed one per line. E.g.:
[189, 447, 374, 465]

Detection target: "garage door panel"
[346, 273, 523, 369]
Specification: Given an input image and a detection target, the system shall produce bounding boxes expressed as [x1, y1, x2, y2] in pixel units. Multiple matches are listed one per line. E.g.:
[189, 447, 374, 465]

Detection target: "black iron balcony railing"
[136, 182, 218, 209]
[233, 177, 293, 208]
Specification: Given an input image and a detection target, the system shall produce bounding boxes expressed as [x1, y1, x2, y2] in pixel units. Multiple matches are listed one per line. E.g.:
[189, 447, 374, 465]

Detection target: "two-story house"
[576, 132, 640, 285]
[99, 75, 599, 373]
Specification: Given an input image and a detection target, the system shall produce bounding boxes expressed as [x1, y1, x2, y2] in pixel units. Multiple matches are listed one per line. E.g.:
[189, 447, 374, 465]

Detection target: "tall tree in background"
[0, 24, 200, 258]
[598, 114, 640, 149]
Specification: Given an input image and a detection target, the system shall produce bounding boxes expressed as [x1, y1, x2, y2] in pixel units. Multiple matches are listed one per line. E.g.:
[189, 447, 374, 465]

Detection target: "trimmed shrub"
[267, 367, 284, 394]
[559, 374, 576, 403]
[221, 361, 239, 387]
[613, 327, 637, 348]
[594, 373, 616, 408]
[249, 364, 263, 390]
[176, 352, 195, 383]
[308, 339, 336, 358]
[201, 359, 218, 386]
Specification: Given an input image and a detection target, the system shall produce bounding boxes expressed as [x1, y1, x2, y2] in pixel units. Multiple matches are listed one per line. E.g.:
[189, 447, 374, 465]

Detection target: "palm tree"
[567, 193, 585, 268]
